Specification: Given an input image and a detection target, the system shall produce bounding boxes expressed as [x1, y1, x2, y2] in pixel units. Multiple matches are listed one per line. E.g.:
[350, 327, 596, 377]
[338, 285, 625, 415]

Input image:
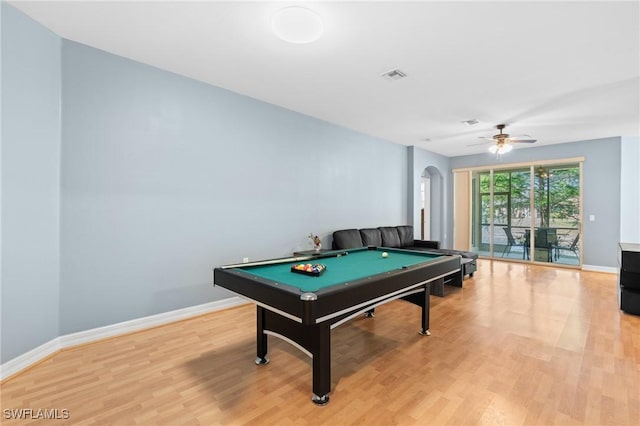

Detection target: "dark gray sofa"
[331, 225, 477, 296]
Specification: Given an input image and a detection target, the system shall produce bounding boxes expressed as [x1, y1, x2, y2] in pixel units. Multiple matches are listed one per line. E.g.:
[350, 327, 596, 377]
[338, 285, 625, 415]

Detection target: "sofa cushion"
[396, 225, 414, 247]
[332, 229, 364, 249]
[378, 227, 401, 248]
[359, 228, 382, 246]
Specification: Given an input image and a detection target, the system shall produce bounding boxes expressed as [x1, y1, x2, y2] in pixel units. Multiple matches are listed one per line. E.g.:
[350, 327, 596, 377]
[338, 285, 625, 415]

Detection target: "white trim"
[0, 297, 248, 381]
[59, 297, 247, 348]
[582, 265, 617, 274]
[579, 161, 584, 266]
[452, 156, 586, 173]
[0, 338, 61, 382]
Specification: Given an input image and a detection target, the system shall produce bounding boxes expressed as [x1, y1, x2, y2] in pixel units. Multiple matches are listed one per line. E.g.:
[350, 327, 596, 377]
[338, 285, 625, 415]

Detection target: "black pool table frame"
[213, 247, 460, 405]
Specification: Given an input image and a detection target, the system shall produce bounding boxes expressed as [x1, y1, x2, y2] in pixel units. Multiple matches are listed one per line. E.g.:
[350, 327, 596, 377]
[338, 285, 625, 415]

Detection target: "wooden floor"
[2, 260, 639, 425]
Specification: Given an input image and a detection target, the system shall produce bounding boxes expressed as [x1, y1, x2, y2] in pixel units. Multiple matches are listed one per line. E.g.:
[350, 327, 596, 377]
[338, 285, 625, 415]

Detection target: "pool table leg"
[419, 284, 431, 336]
[311, 323, 331, 405]
[255, 306, 270, 365]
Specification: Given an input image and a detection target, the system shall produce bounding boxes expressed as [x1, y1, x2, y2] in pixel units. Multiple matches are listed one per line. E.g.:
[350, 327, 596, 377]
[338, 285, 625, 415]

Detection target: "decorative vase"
[314, 243, 322, 252]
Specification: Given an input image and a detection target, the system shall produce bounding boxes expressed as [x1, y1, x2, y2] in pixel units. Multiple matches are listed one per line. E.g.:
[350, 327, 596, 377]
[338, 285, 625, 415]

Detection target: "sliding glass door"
[533, 164, 581, 265]
[468, 161, 581, 266]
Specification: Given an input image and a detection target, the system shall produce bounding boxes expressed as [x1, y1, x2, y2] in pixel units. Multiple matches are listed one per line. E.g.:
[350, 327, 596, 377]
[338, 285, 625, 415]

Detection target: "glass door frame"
[454, 156, 584, 267]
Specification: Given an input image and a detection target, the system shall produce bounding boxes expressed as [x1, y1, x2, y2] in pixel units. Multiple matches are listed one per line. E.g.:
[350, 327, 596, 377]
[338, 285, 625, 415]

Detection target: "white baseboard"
[582, 264, 618, 274]
[59, 297, 247, 348]
[0, 338, 62, 383]
[0, 296, 248, 381]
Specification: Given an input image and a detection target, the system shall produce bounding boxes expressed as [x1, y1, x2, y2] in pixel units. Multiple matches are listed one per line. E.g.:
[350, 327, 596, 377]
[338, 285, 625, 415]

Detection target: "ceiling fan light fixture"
[489, 143, 513, 155]
[271, 7, 324, 44]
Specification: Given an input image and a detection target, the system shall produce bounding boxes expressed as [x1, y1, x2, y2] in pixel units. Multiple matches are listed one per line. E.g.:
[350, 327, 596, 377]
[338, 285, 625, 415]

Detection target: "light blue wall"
[408, 146, 452, 247]
[1, 3, 61, 363]
[620, 136, 640, 243]
[0, 4, 408, 360]
[450, 138, 622, 267]
[59, 41, 407, 334]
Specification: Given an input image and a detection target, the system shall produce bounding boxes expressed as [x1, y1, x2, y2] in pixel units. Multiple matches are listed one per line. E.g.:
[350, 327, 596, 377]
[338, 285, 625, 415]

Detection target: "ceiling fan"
[475, 124, 537, 154]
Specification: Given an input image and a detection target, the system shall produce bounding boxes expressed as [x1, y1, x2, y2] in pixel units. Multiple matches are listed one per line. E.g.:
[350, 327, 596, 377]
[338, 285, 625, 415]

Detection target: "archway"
[421, 166, 443, 243]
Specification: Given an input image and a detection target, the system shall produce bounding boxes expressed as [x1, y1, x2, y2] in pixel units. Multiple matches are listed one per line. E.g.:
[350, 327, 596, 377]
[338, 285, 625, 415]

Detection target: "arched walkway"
[421, 166, 443, 243]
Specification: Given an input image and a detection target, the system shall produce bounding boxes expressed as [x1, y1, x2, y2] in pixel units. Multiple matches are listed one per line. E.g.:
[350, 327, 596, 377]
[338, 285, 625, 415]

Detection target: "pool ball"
[382, 252, 389, 258]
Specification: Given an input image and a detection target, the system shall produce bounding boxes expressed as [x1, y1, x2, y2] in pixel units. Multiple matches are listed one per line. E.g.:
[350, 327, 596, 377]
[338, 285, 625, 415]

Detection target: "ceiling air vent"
[380, 69, 407, 81]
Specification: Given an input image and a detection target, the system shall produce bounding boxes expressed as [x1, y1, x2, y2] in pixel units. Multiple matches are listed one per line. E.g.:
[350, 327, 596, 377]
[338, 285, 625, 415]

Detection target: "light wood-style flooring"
[2, 260, 639, 425]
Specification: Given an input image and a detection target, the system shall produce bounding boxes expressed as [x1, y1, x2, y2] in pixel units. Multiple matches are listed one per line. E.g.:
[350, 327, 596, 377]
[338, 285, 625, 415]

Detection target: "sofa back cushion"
[332, 229, 364, 249]
[378, 226, 401, 248]
[359, 228, 382, 246]
[396, 225, 414, 247]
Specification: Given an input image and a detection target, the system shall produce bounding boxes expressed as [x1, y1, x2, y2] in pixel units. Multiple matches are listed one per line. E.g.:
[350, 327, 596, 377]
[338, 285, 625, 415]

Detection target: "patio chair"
[555, 233, 580, 260]
[534, 228, 556, 262]
[501, 227, 527, 259]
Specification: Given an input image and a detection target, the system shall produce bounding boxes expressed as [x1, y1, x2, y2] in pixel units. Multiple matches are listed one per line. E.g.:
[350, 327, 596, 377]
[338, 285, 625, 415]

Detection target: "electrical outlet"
[242, 257, 249, 263]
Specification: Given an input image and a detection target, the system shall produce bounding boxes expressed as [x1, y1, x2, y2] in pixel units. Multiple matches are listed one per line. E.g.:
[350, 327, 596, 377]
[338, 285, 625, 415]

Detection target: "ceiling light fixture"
[488, 141, 513, 155]
[272, 7, 324, 44]
[461, 119, 480, 126]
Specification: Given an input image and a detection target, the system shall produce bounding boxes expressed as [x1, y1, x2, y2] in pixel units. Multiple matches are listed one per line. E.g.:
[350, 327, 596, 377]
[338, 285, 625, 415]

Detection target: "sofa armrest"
[412, 239, 440, 249]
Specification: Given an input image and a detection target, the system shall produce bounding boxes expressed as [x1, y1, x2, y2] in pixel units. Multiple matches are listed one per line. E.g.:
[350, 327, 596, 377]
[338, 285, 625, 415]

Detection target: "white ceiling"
[9, 0, 640, 157]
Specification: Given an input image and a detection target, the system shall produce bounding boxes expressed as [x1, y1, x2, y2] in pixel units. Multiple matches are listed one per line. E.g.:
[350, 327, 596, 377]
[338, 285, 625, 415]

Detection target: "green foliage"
[477, 165, 580, 229]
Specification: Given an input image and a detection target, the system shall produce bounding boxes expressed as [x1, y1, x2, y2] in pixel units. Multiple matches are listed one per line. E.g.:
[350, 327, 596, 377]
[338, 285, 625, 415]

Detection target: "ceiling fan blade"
[510, 138, 537, 143]
[474, 124, 537, 146]
[467, 141, 492, 147]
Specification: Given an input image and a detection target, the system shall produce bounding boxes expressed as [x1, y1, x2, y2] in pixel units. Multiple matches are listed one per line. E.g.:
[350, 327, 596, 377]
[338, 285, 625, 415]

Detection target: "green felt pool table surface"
[239, 247, 443, 292]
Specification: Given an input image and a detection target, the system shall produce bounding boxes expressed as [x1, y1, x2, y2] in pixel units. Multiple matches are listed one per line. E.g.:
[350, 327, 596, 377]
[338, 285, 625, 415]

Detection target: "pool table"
[213, 246, 460, 405]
